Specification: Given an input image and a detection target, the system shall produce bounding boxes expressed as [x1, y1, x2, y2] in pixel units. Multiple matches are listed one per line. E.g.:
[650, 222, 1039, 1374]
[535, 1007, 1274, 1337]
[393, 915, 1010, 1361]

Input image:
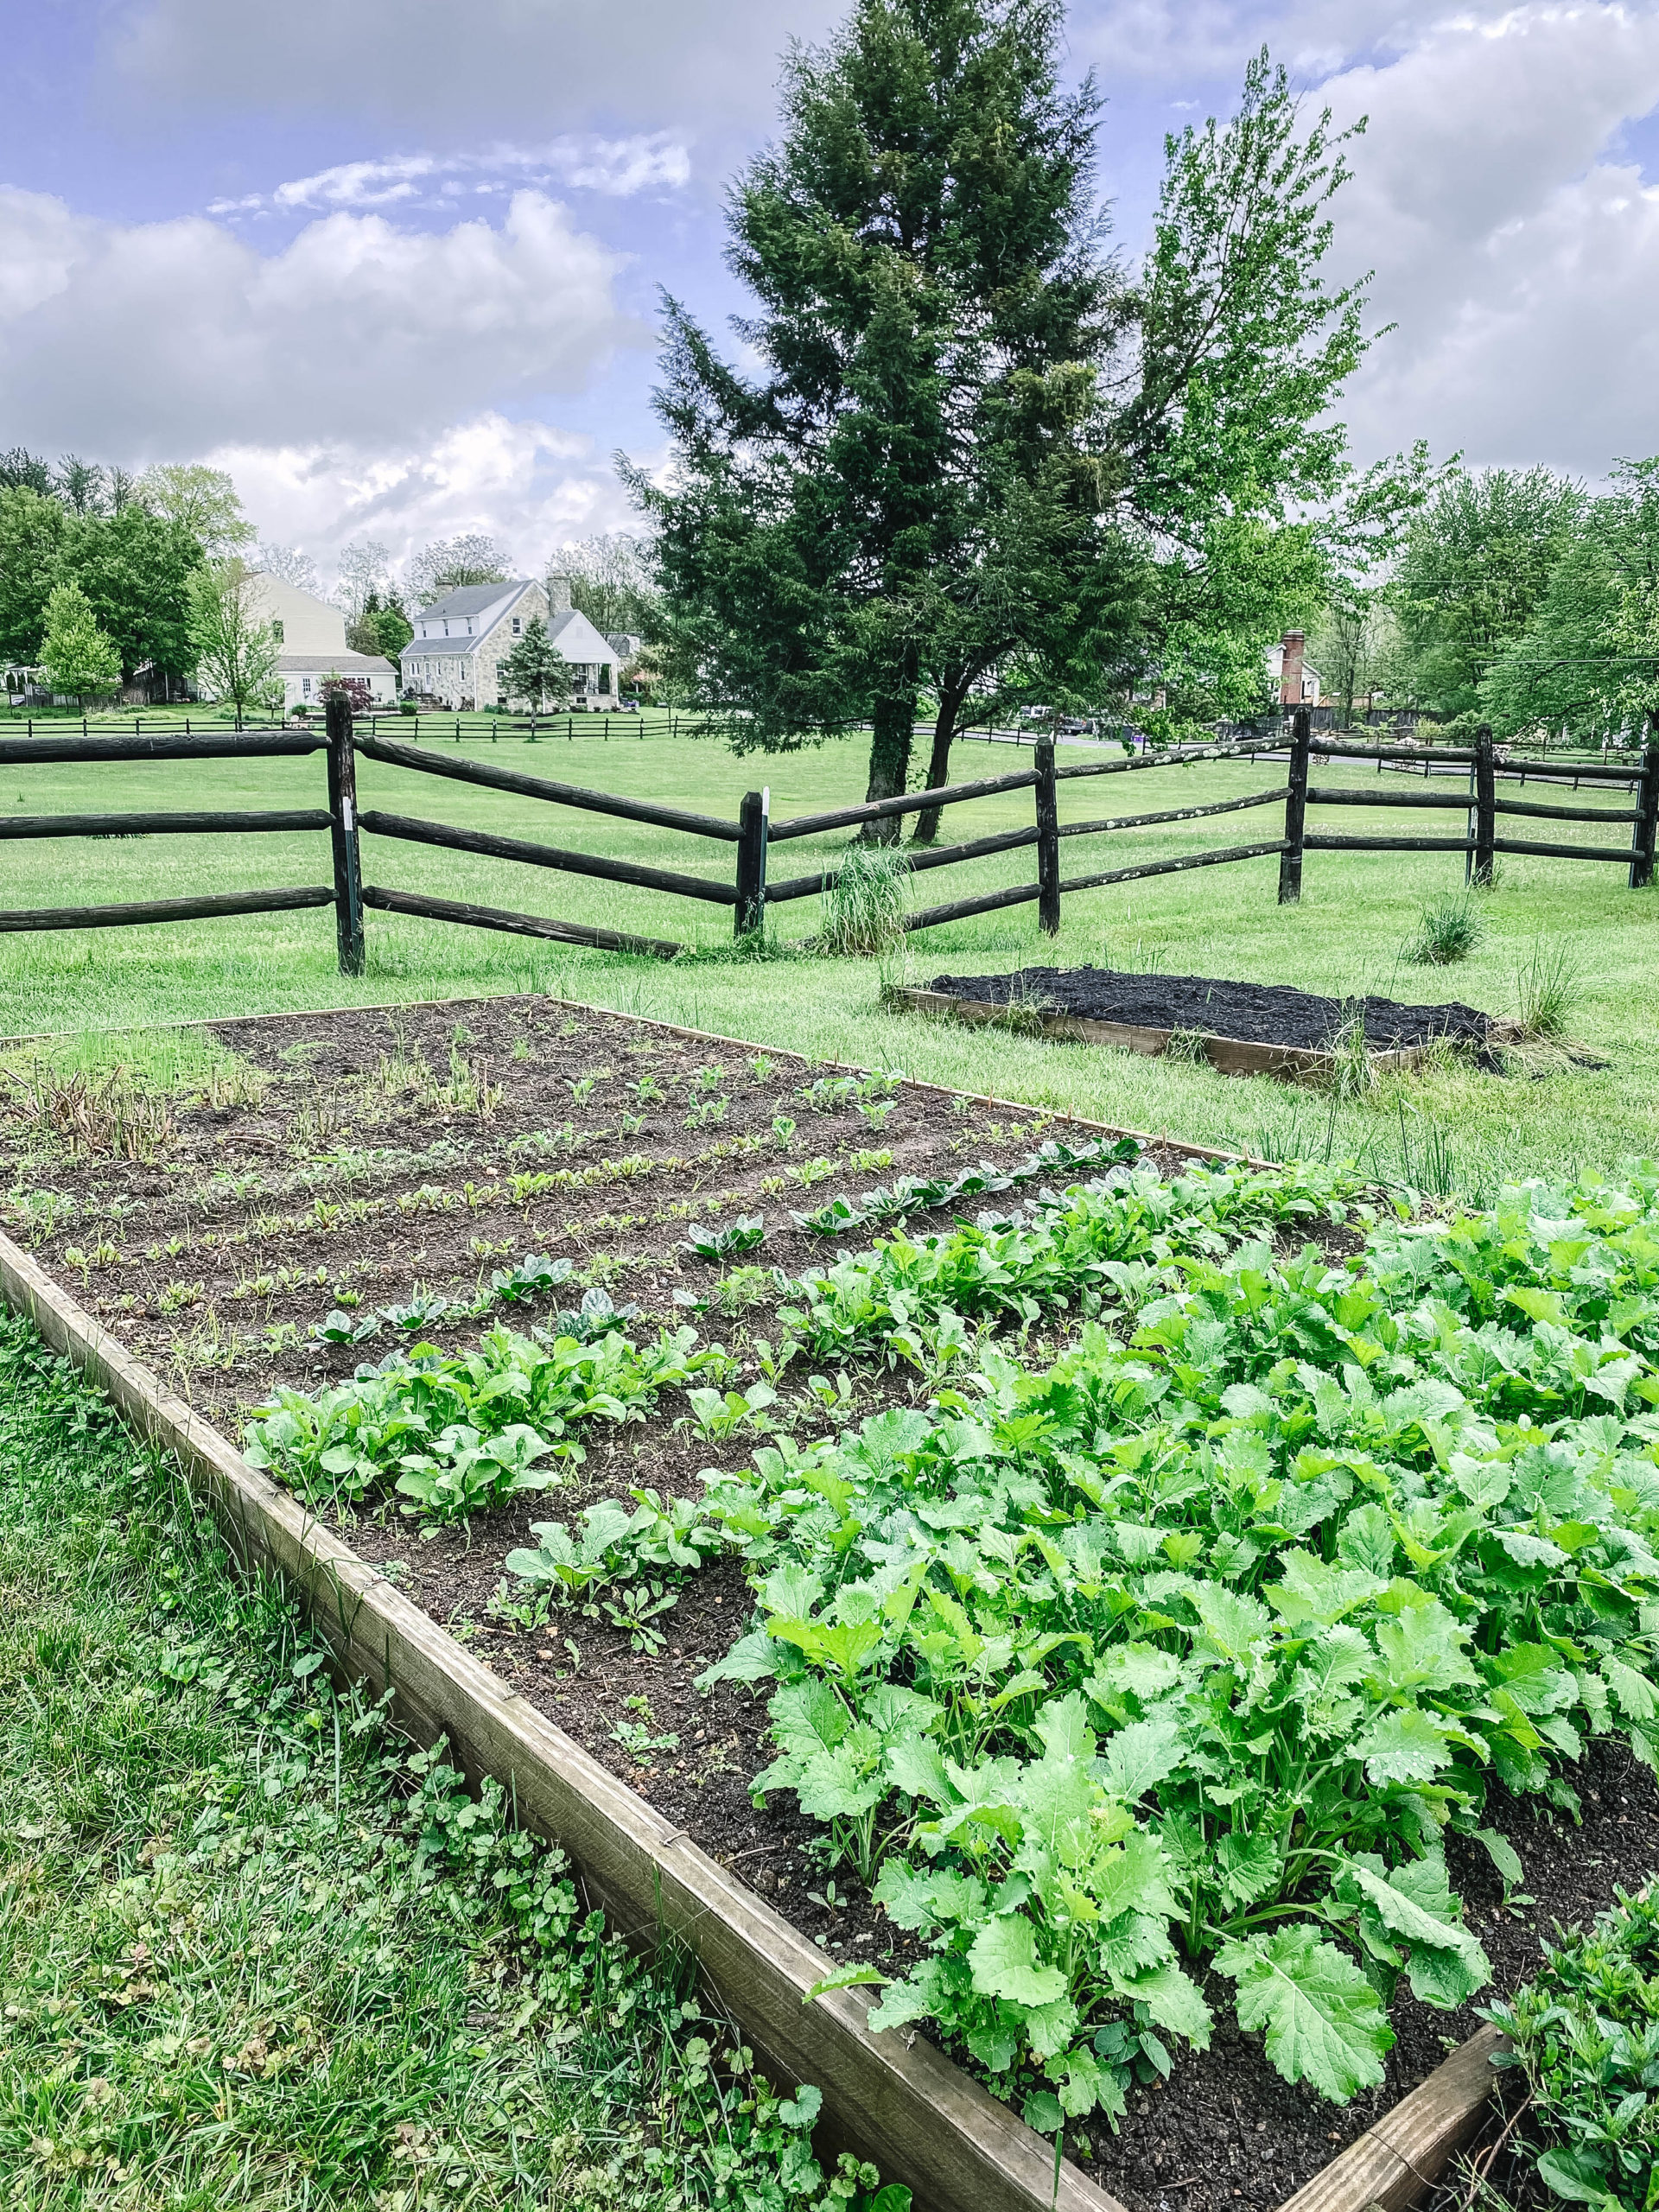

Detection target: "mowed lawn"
[0, 725, 1654, 1201]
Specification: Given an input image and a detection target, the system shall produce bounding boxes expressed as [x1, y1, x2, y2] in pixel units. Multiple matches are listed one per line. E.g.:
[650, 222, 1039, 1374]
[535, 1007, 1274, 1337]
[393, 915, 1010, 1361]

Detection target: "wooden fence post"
[1277, 708, 1310, 904]
[734, 788, 769, 938]
[1473, 725, 1497, 887]
[326, 695, 365, 976]
[1632, 714, 1659, 890]
[1034, 737, 1060, 935]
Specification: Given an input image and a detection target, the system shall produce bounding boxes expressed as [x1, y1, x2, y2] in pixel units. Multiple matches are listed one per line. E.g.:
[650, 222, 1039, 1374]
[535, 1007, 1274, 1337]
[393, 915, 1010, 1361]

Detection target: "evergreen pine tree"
[499, 617, 567, 709]
[635, 5, 1373, 818]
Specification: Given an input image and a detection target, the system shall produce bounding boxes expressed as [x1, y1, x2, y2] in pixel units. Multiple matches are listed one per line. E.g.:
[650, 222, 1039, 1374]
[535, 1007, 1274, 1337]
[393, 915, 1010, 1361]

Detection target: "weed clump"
[1403, 893, 1484, 966]
[1515, 938, 1581, 1039]
[817, 844, 908, 957]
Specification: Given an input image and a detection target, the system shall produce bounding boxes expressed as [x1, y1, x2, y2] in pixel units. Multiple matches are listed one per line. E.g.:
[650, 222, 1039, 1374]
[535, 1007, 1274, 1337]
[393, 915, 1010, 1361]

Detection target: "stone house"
[403, 575, 622, 709]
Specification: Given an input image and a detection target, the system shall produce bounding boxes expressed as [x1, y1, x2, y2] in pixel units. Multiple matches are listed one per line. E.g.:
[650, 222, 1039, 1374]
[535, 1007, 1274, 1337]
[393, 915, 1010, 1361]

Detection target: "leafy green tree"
[0, 487, 68, 664]
[136, 463, 254, 555]
[347, 588, 416, 663]
[0, 487, 203, 683]
[188, 558, 283, 720]
[636, 8, 1374, 817]
[54, 456, 106, 516]
[1482, 458, 1659, 742]
[41, 580, 123, 702]
[373, 594, 414, 661]
[1392, 466, 1585, 718]
[60, 505, 206, 683]
[499, 617, 568, 709]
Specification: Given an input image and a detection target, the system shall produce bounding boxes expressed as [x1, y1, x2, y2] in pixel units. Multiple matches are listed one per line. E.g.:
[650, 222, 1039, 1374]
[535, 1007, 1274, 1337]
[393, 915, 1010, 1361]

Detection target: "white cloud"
[222, 135, 690, 218]
[219, 412, 647, 588]
[0, 184, 641, 454]
[1312, 4, 1659, 469]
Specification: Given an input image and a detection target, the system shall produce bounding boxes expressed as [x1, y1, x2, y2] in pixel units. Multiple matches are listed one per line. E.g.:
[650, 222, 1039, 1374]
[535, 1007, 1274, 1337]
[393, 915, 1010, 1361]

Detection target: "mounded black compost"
[930, 964, 1498, 1053]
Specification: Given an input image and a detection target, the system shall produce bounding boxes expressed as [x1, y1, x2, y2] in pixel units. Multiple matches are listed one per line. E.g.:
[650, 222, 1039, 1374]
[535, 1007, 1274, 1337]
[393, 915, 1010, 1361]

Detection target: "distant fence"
[0, 703, 1653, 971]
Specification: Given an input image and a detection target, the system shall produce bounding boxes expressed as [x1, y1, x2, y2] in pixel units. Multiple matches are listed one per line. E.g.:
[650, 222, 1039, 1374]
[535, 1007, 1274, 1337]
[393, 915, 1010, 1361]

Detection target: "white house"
[195, 573, 396, 711]
[403, 575, 622, 709]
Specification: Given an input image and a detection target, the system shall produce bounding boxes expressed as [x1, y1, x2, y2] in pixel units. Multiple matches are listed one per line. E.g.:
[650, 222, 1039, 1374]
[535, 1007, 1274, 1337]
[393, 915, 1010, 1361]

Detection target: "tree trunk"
[911, 691, 963, 846]
[860, 692, 915, 844]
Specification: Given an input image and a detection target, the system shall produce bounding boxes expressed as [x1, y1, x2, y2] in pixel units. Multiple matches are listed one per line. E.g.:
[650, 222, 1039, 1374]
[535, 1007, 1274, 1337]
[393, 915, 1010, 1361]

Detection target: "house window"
[512, 617, 521, 634]
[302, 677, 313, 696]
[271, 618, 284, 644]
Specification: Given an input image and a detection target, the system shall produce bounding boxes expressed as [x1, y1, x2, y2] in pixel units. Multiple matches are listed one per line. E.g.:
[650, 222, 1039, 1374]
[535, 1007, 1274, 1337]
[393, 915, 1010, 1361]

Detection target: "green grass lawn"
[0, 726, 1652, 1202]
[0, 1317, 875, 2210]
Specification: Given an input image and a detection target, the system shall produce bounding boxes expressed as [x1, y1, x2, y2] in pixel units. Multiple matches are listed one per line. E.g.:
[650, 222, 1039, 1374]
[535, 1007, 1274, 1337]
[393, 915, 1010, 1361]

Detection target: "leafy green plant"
[1404, 893, 1484, 966]
[395, 1421, 564, 1524]
[490, 1252, 574, 1304]
[683, 1213, 766, 1262]
[687, 1377, 779, 1440]
[246, 1322, 728, 1520]
[791, 1133, 1140, 1237]
[668, 1166, 1659, 2128]
[772, 1114, 798, 1150]
[685, 1095, 730, 1129]
[1486, 1889, 1659, 2212]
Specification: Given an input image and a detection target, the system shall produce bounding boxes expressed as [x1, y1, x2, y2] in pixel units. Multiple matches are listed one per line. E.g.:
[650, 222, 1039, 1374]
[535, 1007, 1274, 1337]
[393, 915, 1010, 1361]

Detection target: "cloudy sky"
[4, 0, 1656, 591]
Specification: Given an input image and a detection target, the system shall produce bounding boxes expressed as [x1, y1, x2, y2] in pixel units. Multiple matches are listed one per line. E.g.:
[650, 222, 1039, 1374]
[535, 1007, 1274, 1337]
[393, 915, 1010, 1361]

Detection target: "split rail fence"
[0, 702, 1655, 972]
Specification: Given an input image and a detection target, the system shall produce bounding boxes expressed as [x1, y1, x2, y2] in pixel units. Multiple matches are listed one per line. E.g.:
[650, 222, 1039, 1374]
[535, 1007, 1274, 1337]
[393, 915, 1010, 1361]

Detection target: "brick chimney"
[1279, 631, 1306, 708]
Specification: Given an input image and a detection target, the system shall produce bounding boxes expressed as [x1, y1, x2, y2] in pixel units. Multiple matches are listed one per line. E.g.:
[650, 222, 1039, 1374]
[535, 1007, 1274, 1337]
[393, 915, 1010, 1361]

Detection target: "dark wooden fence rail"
[0, 702, 1654, 969]
[1281, 712, 1659, 897]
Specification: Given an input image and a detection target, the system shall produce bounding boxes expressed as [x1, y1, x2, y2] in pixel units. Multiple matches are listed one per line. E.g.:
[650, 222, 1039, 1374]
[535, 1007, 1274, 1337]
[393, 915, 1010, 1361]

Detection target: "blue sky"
[3, 0, 1657, 590]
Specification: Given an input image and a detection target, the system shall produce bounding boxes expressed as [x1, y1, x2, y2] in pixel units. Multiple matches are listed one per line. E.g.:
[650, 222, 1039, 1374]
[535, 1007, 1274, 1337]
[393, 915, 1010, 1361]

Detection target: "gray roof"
[414, 582, 526, 621]
[277, 652, 393, 671]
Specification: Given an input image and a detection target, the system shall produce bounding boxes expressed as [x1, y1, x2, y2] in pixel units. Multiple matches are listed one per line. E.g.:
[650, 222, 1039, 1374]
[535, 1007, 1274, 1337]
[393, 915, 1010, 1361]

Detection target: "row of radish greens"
[245, 1154, 1659, 2140]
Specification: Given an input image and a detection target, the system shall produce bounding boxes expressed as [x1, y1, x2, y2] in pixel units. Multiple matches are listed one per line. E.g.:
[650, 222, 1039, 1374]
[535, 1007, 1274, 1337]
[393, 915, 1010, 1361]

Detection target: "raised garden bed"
[4, 995, 1657, 2212]
[898, 968, 1505, 1081]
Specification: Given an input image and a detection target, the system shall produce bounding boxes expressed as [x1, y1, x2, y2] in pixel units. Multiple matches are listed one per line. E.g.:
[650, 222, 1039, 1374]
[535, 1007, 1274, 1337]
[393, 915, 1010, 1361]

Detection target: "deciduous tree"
[41, 580, 123, 702]
[136, 463, 255, 555]
[188, 558, 283, 721]
[411, 536, 510, 600]
[1392, 466, 1586, 718]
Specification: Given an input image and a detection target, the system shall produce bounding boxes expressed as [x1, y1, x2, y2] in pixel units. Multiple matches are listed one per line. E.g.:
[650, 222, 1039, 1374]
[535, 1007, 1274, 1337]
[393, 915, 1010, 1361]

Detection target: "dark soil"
[8, 988, 1650, 2212]
[930, 964, 1499, 1056]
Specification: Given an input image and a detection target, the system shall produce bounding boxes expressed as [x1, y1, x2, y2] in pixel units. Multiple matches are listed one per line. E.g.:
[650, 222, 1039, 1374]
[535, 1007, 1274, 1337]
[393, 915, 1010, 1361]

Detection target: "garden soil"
[929, 963, 1500, 1056]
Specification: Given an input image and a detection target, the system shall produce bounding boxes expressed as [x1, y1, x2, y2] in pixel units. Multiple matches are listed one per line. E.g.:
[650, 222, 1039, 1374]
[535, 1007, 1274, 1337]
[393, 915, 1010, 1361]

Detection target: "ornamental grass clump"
[817, 845, 909, 957]
[1404, 893, 1484, 967]
[1516, 938, 1583, 1040]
